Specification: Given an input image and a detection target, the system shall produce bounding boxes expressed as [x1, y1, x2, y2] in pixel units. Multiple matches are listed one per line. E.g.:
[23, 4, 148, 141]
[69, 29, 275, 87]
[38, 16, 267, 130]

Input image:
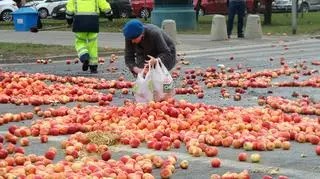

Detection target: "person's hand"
[132, 66, 143, 74]
[66, 18, 73, 26]
[147, 55, 158, 66]
[105, 10, 113, 21]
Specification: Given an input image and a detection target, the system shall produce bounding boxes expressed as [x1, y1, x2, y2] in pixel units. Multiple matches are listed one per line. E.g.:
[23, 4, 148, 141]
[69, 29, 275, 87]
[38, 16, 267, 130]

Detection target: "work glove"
[66, 18, 73, 26]
[105, 10, 113, 21]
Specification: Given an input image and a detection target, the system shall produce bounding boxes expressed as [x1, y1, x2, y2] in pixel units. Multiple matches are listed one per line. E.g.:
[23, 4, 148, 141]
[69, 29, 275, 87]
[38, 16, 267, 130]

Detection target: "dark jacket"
[124, 24, 177, 73]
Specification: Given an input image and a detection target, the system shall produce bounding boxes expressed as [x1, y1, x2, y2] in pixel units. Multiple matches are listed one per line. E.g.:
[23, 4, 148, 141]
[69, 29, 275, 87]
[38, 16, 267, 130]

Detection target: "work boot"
[238, 34, 244, 38]
[80, 53, 90, 71]
[89, 65, 98, 74]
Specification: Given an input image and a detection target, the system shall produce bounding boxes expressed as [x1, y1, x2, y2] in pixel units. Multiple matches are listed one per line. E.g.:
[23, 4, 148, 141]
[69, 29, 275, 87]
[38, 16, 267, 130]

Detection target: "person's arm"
[66, 0, 74, 25]
[152, 31, 176, 70]
[98, 0, 112, 13]
[125, 40, 138, 73]
[153, 32, 172, 61]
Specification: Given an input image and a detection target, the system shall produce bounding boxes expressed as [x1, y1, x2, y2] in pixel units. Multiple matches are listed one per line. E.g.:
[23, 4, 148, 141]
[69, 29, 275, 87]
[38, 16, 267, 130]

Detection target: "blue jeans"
[227, 1, 246, 37]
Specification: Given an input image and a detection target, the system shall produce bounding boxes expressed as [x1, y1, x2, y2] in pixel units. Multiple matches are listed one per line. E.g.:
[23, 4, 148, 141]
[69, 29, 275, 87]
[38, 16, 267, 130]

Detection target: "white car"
[24, 0, 45, 7]
[0, 0, 18, 22]
[35, 0, 67, 18]
[273, 0, 320, 12]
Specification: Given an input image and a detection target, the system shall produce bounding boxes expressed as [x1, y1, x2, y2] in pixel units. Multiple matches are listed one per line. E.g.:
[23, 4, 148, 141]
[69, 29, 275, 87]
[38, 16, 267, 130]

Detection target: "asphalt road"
[1, 37, 320, 179]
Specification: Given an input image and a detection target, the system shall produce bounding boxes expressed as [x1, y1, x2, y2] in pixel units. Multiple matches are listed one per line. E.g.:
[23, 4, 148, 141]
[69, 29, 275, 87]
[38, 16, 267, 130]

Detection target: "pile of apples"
[8, 99, 319, 153]
[173, 60, 320, 100]
[2, 98, 319, 178]
[266, 96, 320, 116]
[0, 72, 133, 106]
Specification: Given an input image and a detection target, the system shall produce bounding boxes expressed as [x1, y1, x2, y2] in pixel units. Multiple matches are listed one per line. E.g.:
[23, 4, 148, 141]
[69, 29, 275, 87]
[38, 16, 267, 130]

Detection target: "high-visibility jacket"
[66, 0, 111, 19]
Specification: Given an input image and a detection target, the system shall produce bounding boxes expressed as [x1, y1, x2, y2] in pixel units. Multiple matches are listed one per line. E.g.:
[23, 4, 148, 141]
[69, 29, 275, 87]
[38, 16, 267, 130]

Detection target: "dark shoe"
[89, 65, 98, 74]
[80, 53, 90, 71]
[227, 34, 231, 39]
[238, 34, 244, 38]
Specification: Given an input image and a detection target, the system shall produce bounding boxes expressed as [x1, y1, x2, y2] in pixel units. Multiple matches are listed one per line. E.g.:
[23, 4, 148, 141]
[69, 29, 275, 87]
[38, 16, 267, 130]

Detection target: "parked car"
[35, 0, 67, 18]
[24, 0, 45, 7]
[272, 0, 320, 12]
[0, 0, 18, 22]
[51, 2, 64, 19]
[131, 0, 153, 18]
[52, 0, 132, 20]
[108, 0, 132, 18]
[193, 0, 266, 15]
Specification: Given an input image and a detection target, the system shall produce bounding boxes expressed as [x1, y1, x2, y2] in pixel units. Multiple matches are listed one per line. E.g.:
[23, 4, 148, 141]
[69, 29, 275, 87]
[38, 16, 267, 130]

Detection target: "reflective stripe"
[77, 47, 88, 57]
[88, 37, 97, 42]
[74, 12, 98, 15]
[75, 35, 87, 41]
[89, 57, 98, 65]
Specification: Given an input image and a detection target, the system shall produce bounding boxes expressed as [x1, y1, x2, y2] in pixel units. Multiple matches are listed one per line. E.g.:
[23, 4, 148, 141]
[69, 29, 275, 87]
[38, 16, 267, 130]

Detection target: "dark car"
[108, 0, 132, 18]
[51, 3, 66, 20]
[52, 0, 132, 20]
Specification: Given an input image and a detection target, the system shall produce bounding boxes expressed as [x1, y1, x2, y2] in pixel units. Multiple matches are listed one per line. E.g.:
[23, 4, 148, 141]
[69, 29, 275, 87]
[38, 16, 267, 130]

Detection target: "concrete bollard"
[244, 14, 263, 39]
[161, 19, 177, 44]
[210, 15, 228, 41]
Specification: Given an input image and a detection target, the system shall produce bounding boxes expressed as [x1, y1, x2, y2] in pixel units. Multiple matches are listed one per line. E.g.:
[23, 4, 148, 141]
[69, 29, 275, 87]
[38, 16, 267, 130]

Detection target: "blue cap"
[123, 19, 144, 40]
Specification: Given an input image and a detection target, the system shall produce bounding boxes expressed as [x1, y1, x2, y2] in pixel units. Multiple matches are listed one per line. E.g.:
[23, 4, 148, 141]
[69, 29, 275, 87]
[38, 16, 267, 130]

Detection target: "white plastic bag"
[151, 59, 175, 102]
[132, 67, 154, 103]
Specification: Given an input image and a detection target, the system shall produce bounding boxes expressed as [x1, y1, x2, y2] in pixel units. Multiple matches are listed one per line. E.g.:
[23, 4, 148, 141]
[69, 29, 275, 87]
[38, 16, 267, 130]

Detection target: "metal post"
[292, 0, 297, 34]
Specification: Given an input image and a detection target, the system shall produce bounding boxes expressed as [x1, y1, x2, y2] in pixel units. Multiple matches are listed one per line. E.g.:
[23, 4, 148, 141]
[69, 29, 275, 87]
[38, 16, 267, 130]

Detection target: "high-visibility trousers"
[75, 32, 98, 65]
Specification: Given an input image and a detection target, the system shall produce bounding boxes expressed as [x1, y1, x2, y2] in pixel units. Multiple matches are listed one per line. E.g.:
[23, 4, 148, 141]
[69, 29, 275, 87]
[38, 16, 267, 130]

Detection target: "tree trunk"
[264, 0, 272, 25]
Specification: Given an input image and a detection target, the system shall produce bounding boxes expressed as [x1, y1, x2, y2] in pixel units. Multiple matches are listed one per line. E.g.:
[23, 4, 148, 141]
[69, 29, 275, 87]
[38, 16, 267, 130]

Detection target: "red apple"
[315, 145, 320, 155]
[205, 146, 219, 157]
[20, 138, 29, 146]
[86, 143, 98, 153]
[101, 151, 111, 161]
[173, 140, 181, 149]
[160, 167, 172, 179]
[197, 92, 204, 99]
[40, 135, 48, 143]
[211, 158, 221, 168]
[129, 138, 140, 148]
[15, 146, 25, 154]
[262, 175, 273, 179]
[238, 152, 248, 162]
[45, 150, 56, 160]
[0, 149, 8, 159]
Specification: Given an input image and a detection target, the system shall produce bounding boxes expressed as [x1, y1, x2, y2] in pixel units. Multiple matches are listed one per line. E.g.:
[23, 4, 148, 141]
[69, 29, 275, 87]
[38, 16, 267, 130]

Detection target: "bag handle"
[137, 63, 151, 79]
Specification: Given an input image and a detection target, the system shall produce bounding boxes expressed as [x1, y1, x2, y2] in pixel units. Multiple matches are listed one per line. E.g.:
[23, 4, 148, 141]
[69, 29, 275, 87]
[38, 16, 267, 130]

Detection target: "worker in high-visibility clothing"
[66, 0, 112, 73]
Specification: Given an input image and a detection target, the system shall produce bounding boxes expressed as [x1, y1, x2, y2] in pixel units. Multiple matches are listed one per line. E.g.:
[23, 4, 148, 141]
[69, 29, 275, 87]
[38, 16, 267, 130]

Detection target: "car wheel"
[39, 8, 49, 19]
[119, 10, 130, 18]
[139, 8, 150, 18]
[1, 10, 13, 22]
[300, 3, 309, 13]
